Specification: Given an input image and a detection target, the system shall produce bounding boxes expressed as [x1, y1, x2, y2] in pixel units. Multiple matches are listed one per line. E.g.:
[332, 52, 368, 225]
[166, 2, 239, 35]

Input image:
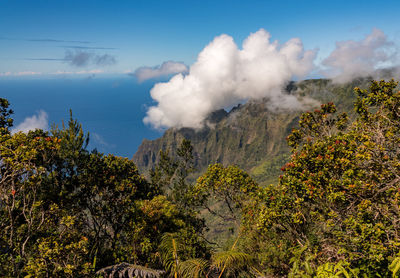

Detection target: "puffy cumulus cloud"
[134, 61, 188, 82]
[64, 50, 116, 67]
[321, 28, 397, 83]
[144, 29, 316, 129]
[12, 110, 48, 134]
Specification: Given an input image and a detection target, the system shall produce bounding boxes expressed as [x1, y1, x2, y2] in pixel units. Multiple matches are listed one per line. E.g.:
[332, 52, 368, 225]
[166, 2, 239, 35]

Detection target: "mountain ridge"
[133, 78, 374, 184]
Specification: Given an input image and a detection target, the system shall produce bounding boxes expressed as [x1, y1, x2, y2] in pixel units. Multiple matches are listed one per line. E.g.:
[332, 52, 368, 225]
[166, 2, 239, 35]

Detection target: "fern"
[159, 233, 181, 277]
[178, 258, 209, 278]
[96, 263, 165, 278]
[212, 250, 254, 273]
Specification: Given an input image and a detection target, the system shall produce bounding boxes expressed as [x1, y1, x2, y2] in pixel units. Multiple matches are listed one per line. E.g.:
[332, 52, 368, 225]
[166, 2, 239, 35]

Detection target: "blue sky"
[1, 0, 400, 76]
[1, 0, 400, 157]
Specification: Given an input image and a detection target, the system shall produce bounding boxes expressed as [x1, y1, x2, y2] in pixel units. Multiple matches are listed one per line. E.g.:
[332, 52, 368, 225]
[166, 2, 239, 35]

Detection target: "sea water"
[0, 77, 163, 158]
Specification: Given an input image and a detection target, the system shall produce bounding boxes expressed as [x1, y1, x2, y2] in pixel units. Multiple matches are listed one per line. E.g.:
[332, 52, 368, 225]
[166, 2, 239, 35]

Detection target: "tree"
[50, 110, 90, 204]
[0, 130, 62, 276]
[77, 152, 157, 268]
[0, 101, 209, 277]
[172, 139, 195, 207]
[150, 139, 195, 208]
[252, 80, 400, 276]
[0, 106, 160, 276]
[24, 212, 91, 277]
[192, 163, 260, 227]
[0, 97, 13, 135]
[133, 196, 208, 268]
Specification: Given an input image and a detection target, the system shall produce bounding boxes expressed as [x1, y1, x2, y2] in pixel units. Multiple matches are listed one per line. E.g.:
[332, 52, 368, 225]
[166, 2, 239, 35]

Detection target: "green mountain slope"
[133, 78, 372, 185]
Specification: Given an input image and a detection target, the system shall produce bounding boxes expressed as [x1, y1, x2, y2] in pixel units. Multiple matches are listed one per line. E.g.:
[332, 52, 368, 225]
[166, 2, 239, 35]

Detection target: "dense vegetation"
[1, 79, 400, 277]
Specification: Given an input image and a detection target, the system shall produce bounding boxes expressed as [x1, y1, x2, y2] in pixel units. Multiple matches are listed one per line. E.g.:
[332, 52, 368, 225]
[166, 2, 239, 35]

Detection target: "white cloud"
[16, 71, 42, 76]
[12, 110, 48, 134]
[321, 28, 397, 82]
[91, 133, 108, 146]
[75, 69, 104, 74]
[144, 29, 316, 129]
[51, 69, 104, 75]
[0, 71, 42, 77]
[90, 132, 116, 150]
[134, 61, 188, 82]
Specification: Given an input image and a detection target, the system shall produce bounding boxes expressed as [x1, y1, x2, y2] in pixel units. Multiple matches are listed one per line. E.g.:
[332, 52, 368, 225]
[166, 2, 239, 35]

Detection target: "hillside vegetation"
[2, 79, 400, 277]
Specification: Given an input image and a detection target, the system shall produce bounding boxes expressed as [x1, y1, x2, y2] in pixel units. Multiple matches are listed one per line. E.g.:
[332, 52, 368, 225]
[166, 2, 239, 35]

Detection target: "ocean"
[0, 77, 164, 158]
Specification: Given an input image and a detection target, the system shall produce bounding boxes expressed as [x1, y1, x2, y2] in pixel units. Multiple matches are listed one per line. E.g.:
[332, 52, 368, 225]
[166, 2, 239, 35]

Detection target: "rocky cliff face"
[133, 78, 369, 184]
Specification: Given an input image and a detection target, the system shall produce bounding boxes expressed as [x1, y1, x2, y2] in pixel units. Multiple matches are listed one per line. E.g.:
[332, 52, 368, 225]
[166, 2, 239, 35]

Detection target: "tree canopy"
[2, 80, 400, 277]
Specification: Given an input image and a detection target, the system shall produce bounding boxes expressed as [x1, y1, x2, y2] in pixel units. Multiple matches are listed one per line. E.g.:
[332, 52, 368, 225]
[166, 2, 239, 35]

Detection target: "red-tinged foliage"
[248, 80, 400, 276]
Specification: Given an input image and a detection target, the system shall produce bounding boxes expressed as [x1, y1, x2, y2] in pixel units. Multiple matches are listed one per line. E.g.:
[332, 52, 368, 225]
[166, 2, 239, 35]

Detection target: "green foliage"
[389, 256, 400, 277]
[159, 231, 256, 278]
[77, 152, 157, 268]
[0, 97, 13, 135]
[211, 250, 255, 277]
[314, 261, 359, 278]
[134, 196, 207, 267]
[24, 213, 91, 277]
[150, 149, 177, 192]
[287, 247, 359, 278]
[192, 163, 260, 223]
[0, 105, 205, 277]
[252, 80, 400, 276]
[3, 79, 400, 277]
[173, 139, 195, 205]
[192, 163, 262, 248]
[250, 152, 289, 185]
[160, 233, 181, 277]
[0, 130, 61, 276]
[178, 258, 209, 278]
[150, 139, 195, 208]
[52, 109, 89, 156]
